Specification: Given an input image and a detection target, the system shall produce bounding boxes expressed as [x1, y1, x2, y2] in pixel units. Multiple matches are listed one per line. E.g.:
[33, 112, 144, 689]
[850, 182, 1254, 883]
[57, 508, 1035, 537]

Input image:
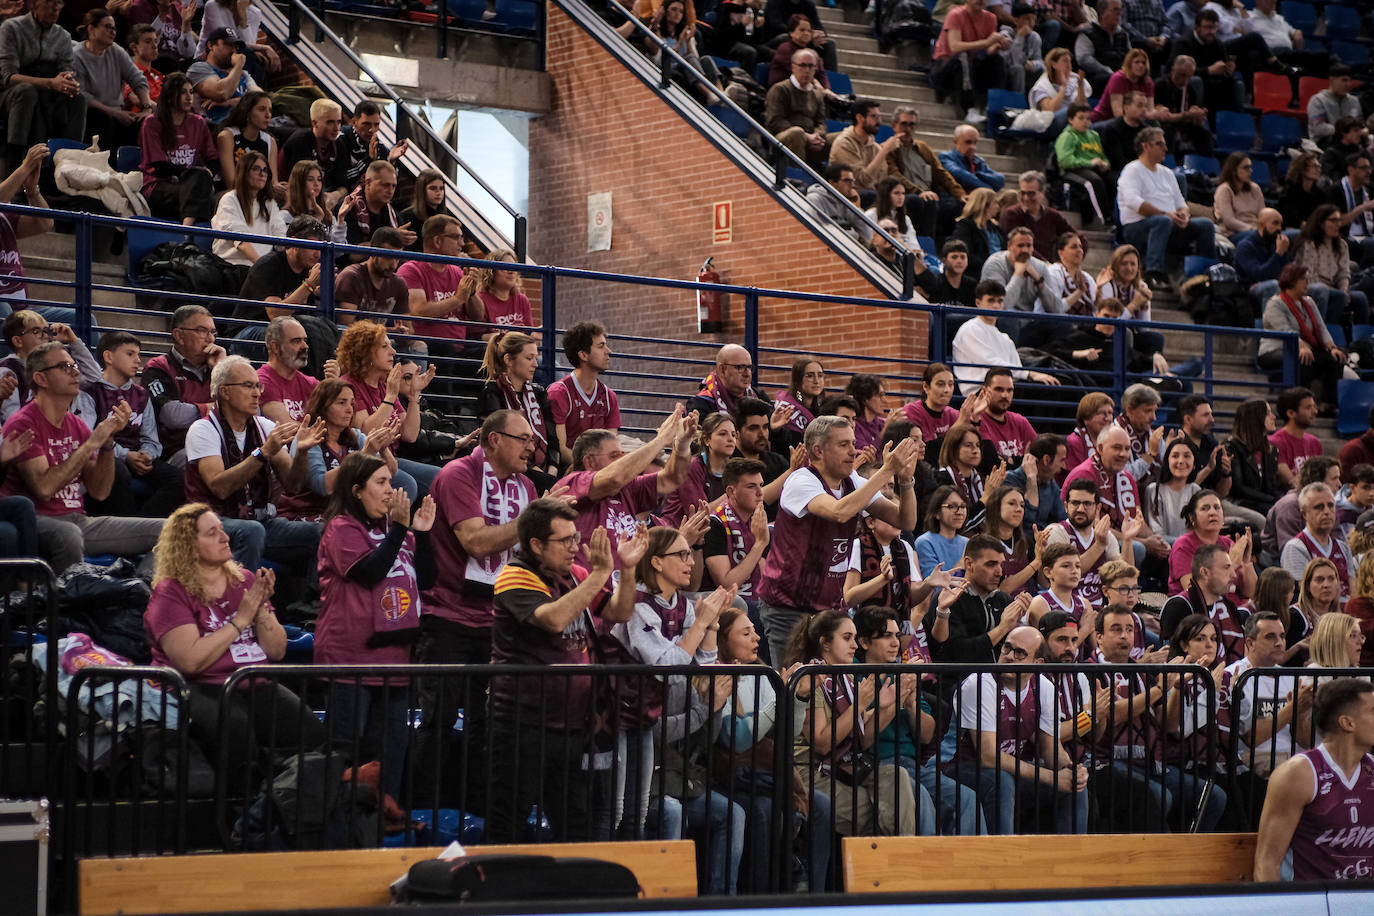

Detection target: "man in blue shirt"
[1006, 433, 1068, 531]
[939, 125, 1006, 193]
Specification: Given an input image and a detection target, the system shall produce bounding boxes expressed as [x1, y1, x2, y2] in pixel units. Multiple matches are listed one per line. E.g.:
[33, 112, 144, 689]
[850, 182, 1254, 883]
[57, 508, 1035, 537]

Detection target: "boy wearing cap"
[999, 3, 1044, 93]
[187, 26, 258, 123]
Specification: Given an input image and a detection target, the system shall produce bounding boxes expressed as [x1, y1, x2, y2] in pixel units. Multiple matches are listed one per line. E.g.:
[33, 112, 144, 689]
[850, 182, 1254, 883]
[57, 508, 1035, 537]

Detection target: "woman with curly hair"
[143, 503, 324, 786]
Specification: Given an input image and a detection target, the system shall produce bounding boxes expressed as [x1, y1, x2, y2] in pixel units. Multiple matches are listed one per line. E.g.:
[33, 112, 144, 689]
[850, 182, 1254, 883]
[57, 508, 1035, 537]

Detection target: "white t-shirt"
[1227, 656, 1300, 770]
[1118, 159, 1186, 226]
[958, 671, 1058, 738]
[185, 414, 276, 463]
[847, 536, 920, 576]
[952, 318, 1028, 396]
[1043, 263, 1097, 313]
[779, 469, 881, 518]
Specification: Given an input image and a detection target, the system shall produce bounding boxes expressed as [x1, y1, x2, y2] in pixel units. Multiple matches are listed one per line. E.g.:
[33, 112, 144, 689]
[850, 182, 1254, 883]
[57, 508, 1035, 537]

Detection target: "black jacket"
[1224, 436, 1282, 515]
[930, 587, 1011, 664]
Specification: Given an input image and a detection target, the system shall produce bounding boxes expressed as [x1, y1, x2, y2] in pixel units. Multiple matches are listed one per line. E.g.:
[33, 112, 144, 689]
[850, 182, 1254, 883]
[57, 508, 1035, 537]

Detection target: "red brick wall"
[528, 4, 927, 413]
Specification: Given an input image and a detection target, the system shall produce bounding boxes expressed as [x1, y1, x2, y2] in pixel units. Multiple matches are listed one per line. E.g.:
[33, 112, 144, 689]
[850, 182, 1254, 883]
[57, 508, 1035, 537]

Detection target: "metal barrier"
[7, 203, 1298, 440]
[0, 558, 59, 802]
[283, 0, 544, 61]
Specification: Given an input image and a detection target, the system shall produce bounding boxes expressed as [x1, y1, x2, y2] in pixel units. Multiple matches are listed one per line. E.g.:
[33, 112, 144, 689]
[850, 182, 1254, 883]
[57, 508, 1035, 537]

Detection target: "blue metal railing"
[14, 203, 1297, 435]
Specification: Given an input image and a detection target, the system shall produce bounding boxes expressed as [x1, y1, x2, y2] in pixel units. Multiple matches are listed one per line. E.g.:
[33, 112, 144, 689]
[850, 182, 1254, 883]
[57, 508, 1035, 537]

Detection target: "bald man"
[1235, 207, 1293, 305]
[686, 344, 771, 420]
[938, 126, 1006, 194]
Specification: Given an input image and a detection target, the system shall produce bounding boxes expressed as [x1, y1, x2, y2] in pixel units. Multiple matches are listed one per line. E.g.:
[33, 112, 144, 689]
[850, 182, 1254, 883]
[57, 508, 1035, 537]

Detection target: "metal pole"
[438, 0, 449, 59]
[319, 243, 336, 322]
[515, 215, 527, 264]
[540, 270, 556, 384]
[744, 289, 759, 370]
[74, 216, 92, 344]
[773, 145, 787, 191]
[901, 250, 914, 301]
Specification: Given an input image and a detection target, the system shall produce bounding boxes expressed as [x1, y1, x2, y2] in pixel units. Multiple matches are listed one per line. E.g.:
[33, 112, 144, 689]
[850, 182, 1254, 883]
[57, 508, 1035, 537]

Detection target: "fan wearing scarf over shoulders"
[1259, 264, 1346, 414]
[686, 343, 771, 422]
[476, 330, 563, 493]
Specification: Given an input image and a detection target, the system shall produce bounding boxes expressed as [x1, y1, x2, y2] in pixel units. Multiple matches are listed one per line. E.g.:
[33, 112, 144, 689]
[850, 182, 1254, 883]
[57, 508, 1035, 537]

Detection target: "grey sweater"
[70, 41, 147, 109]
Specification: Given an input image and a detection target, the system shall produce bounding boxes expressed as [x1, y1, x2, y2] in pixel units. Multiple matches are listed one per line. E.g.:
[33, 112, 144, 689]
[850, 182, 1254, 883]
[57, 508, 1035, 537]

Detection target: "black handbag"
[401, 855, 640, 903]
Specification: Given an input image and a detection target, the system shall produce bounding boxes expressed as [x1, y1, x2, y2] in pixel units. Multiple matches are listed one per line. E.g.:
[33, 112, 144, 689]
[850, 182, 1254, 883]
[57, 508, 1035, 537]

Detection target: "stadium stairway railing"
[10, 202, 1298, 434]
[546, 0, 918, 300]
[265, 0, 528, 259]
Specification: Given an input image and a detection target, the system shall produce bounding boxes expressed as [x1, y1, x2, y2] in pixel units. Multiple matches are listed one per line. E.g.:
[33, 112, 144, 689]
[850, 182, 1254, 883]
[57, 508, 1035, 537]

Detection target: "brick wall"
[528, 4, 928, 420]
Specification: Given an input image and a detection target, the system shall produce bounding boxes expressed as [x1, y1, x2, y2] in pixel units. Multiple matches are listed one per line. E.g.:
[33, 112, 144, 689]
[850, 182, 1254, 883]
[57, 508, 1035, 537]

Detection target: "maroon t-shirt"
[144, 573, 269, 685]
[0, 401, 94, 515]
[316, 514, 416, 675]
[257, 364, 318, 423]
[556, 469, 662, 568]
[425, 448, 536, 627]
[477, 289, 533, 328]
[903, 400, 959, 444]
[547, 374, 621, 448]
[1269, 428, 1324, 475]
[980, 411, 1037, 462]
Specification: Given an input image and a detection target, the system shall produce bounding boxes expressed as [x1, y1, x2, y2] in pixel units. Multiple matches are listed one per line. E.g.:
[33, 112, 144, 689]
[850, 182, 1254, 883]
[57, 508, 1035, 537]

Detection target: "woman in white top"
[1143, 439, 1200, 544]
[1095, 243, 1152, 323]
[1029, 48, 1088, 135]
[1043, 230, 1096, 315]
[864, 176, 921, 251]
[210, 149, 288, 266]
[195, 0, 276, 73]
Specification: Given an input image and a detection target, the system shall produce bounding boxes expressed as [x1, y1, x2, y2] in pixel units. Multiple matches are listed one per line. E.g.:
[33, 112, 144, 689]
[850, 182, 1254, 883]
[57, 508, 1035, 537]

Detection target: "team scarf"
[1090, 452, 1134, 522]
[497, 373, 549, 466]
[856, 526, 910, 617]
[1115, 414, 1149, 464]
[697, 371, 760, 414]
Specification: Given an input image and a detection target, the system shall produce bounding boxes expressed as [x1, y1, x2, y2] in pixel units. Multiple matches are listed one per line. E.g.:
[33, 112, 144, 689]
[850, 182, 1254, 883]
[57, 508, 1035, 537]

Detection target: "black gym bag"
[399, 854, 641, 904]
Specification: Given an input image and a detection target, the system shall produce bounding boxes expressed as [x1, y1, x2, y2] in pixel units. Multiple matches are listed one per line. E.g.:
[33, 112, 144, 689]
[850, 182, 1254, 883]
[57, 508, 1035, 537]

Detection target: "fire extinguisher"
[697, 257, 722, 333]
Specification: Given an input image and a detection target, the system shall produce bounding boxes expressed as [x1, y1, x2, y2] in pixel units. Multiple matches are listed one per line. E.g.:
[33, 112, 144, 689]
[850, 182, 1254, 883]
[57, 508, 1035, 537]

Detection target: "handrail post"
[744, 289, 759, 371]
[514, 215, 527, 263]
[314, 0, 325, 42]
[535, 0, 547, 71]
[659, 50, 672, 89]
[901, 250, 914, 301]
[1204, 332, 1215, 401]
[1112, 316, 1127, 395]
[929, 307, 947, 363]
[319, 242, 336, 322]
[438, 0, 449, 59]
[288, 0, 300, 44]
[396, 105, 411, 145]
[540, 270, 556, 385]
[1282, 333, 1297, 388]
[773, 144, 787, 191]
[74, 215, 92, 344]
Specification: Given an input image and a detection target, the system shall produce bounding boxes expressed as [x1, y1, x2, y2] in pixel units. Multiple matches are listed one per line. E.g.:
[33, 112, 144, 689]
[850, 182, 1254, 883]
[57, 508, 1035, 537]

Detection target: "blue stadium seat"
[707, 104, 754, 141]
[115, 145, 140, 173]
[708, 56, 740, 71]
[1328, 324, 1349, 348]
[988, 89, 1036, 140]
[826, 118, 848, 133]
[1184, 154, 1220, 176]
[1250, 158, 1272, 187]
[786, 166, 814, 186]
[1331, 40, 1370, 68]
[1354, 323, 1374, 341]
[1338, 379, 1374, 436]
[1163, 153, 1177, 168]
[1325, 5, 1362, 37]
[875, 123, 894, 142]
[828, 72, 853, 96]
[47, 138, 83, 158]
[754, 61, 770, 85]
[125, 218, 191, 284]
[1184, 255, 1218, 278]
[1285, 1, 1318, 35]
[1214, 111, 1255, 156]
[1258, 114, 1302, 154]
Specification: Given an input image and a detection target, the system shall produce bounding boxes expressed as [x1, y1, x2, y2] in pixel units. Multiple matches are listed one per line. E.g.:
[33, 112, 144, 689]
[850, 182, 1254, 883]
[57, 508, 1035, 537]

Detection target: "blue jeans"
[959, 765, 1090, 834]
[221, 515, 323, 570]
[0, 494, 38, 559]
[650, 791, 747, 895]
[325, 681, 411, 799]
[1111, 761, 1228, 831]
[1121, 215, 1217, 274]
[397, 457, 438, 501]
[736, 778, 833, 893]
[903, 756, 985, 835]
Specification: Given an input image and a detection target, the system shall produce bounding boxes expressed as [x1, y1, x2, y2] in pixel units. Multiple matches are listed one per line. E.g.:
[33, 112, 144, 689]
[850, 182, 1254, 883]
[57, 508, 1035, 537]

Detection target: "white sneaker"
[965, 108, 987, 126]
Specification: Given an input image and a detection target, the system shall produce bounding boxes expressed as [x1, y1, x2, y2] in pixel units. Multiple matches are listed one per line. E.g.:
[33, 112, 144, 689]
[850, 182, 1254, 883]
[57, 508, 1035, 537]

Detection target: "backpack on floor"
[1182, 263, 1253, 328]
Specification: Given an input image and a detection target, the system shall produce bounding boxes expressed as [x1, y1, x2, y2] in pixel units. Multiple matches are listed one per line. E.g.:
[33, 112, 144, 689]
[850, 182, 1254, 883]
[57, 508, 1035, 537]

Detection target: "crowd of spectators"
[3, 0, 1374, 892]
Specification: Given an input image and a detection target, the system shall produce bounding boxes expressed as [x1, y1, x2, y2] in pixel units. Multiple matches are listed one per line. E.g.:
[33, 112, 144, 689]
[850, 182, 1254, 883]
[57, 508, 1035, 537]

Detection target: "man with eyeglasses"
[1160, 541, 1248, 663]
[951, 623, 1090, 834]
[398, 215, 473, 351]
[1118, 125, 1217, 288]
[762, 47, 829, 166]
[1280, 482, 1355, 602]
[236, 215, 326, 325]
[412, 408, 542, 808]
[0, 0, 86, 163]
[487, 498, 646, 842]
[183, 354, 323, 570]
[999, 171, 1075, 263]
[805, 163, 872, 245]
[1329, 153, 1374, 267]
[143, 304, 224, 462]
[687, 343, 771, 421]
[0, 340, 163, 573]
[1, 309, 99, 422]
[1045, 477, 1120, 606]
[884, 106, 966, 240]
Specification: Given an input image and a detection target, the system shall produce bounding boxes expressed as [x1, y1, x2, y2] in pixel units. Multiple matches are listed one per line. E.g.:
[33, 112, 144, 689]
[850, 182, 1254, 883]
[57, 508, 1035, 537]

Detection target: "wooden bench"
[79, 840, 697, 915]
[843, 834, 1257, 893]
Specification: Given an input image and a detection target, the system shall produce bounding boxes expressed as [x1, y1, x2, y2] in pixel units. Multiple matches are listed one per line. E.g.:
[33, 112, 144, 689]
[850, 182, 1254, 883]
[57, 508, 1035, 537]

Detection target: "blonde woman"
[1306, 612, 1365, 669]
[144, 503, 324, 783]
[1345, 550, 1374, 666]
[948, 188, 1004, 279]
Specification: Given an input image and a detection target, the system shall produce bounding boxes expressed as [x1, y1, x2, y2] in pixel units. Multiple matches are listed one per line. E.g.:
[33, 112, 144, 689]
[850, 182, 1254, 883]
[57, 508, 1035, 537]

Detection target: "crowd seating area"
[5, 0, 1374, 909]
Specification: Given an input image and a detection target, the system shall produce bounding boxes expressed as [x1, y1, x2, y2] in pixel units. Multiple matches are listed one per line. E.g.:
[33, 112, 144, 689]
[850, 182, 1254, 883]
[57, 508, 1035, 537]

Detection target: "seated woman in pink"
[144, 503, 324, 786]
[1091, 49, 1154, 122]
[1167, 489, 1257, 601]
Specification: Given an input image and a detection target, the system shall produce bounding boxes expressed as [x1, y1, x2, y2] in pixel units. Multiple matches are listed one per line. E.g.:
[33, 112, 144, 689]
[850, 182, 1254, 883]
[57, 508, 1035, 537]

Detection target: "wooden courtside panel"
[843, 834, 1257, 893]
[78, 840, 697, 915]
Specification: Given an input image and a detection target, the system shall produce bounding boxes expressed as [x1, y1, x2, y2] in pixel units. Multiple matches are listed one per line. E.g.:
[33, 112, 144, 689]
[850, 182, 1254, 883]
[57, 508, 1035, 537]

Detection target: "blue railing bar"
[282, 0, 520, 221]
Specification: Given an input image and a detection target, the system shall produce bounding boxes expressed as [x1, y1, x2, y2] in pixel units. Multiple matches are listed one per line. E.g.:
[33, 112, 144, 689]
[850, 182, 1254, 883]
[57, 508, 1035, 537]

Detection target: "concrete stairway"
[823, 16, 1345, 452]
